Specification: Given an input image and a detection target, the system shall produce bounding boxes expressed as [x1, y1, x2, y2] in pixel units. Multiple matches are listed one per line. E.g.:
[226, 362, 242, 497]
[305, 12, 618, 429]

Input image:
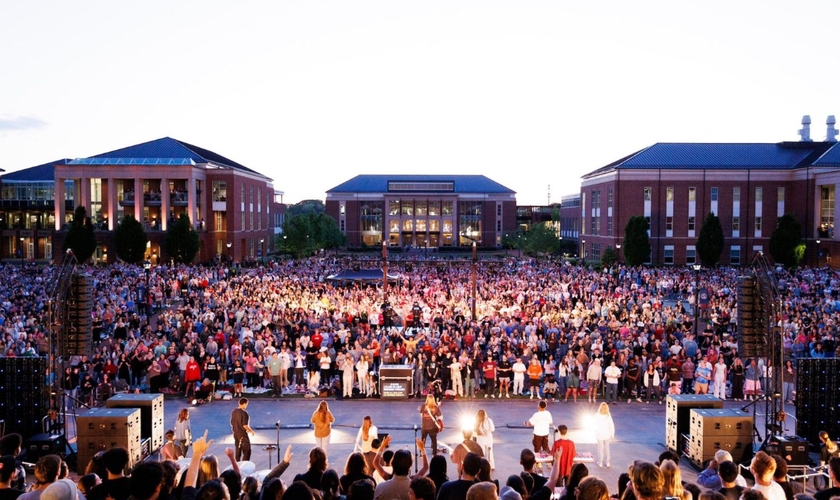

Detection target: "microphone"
[276, 421, 281, 429]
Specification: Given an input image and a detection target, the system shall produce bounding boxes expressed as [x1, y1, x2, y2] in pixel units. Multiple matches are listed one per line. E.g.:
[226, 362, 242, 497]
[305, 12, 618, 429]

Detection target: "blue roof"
[327, 175, 515, 194]
[584, 142, 834, 178]
[76, 137, 268, 179]
[1, 159, 71, 182]
[813, 143, 840, 166]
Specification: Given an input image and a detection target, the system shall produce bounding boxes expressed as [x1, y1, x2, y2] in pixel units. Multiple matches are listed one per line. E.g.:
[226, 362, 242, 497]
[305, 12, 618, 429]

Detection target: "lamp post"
[143, 259, 151, 314]
[471, 241, 477, 321]
[581, 239, 586, 261]
[226, 241, 232, 263]
[381, 240, 388, 299]
[816, 239, 821, 267]
[259, 238, 265, 264]
[615, 243, 622, 265]
[693, 263, 701, 339]
[19, 237, 24, 266]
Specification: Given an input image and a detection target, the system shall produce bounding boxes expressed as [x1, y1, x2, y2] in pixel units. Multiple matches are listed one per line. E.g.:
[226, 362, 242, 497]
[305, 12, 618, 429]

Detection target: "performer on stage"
[230, 397, 255, 461]
[420, 394, 443, 455]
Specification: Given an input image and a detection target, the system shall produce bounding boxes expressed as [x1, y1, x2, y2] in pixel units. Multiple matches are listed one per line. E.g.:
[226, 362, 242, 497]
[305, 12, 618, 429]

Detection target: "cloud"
[0, 116, 47, 132]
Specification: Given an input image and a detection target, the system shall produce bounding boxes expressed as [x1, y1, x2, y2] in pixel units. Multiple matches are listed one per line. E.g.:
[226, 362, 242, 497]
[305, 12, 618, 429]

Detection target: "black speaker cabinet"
[665, 394, 724, 453]
[795, 359, 839, 445]
[764, 435, 810, 466]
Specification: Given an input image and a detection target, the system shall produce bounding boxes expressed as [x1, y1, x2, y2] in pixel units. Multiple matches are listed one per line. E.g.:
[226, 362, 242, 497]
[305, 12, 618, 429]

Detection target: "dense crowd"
[1, 254, 840, 499]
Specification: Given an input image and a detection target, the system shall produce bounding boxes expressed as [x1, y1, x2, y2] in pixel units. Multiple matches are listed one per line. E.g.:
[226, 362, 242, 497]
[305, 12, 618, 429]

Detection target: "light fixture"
[693, 263, 701, 271]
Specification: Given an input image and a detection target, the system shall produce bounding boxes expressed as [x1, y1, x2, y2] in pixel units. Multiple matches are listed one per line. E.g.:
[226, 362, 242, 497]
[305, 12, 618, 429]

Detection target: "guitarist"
[420, 394, 444, 456]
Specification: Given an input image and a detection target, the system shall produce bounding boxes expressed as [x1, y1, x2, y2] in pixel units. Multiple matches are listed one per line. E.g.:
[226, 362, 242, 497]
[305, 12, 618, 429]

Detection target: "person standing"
[354, 415, 378, 472]
[712, 357, 728, 400]
[449, 354, 463, 398]
[782, 360, 796, 404]
[474, 409, 495, 470]
[730, 357, 745, 401]
[267, 351, 283, 397]
[604, 361, 621, 404]
[174, 408, 192, 457]
[694, 356, 712, 395]
[527, 357, 543, 399]
[482, 354, 498, 399]
[496, 353, 511, 398]
[586, 358, 602, 402]
[463, 357, 476, 399]
[420, 394, 443, 455]
[524, 400, 553, 456]
[341, 354, 356, 398]
[625, 357, 641, 402]
[592, 402, 615, 468]
[512, 357, 527, 396]
[230, 397, 255, 461]
[311, 400, 336, 455]
[681, 356, 695, 394]
[643, 363, 661, 404]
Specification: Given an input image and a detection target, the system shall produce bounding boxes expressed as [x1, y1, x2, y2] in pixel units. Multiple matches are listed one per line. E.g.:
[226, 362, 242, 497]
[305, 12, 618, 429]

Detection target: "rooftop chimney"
[827, 115, 838, 142]
[799, 115, 812, 142]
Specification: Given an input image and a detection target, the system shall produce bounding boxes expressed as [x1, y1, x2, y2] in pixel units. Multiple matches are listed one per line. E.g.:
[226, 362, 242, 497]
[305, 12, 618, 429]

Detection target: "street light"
[693, 263, 701, 340]
[143, 259, 152, 314]
[581, 239, 586, 261]
[615, 243, 622, 264]
[19, 237, 24, 266]
[259, 238, 265, 264]
[226, 241, 232, 263]
[816, 239, 821, 267]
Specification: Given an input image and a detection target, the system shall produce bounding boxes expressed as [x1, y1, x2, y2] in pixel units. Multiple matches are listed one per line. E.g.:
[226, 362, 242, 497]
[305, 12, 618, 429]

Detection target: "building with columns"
[325, 174, 517, 248]
[575, 116, 840, 267]
[0, 137, 279, 264]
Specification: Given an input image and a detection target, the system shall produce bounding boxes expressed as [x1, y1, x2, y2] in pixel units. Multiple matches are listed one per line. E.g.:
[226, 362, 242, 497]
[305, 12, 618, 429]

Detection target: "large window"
[389, 200, 400, 216]
[644, 187, 652, 201]
[401, 201, 413, 216]
[732, 216, 740, 232]
[733, 187, 740, 202]
[820, 185, 834, 238]
[212, 181, 227, 201]
[689, 187, 696, 202]
[429, 201, 440, 216]
[666, 187, 674, 201]
[459, 201, 482, 244]
[360, 202, 383, 240]
[664, 246, 674, 265]
[688, 216, 696, 232]
[730, 246, 741, 266]
[711, 187, 718, 201]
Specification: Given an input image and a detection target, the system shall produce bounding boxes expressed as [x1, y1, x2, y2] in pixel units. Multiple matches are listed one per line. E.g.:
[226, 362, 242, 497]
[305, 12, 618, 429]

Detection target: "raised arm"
[224, 447, 241, 476]
[373, 435, 394, 481]
[414, 437, 429, 477]
[185, 430, 213, 488]
[265, 445, 293, 483]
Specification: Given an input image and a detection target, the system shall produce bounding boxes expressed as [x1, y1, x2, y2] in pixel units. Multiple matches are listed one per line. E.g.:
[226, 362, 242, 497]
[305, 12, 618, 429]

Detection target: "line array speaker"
[737, 275, 769, 358]
[61, 273, 92, 357]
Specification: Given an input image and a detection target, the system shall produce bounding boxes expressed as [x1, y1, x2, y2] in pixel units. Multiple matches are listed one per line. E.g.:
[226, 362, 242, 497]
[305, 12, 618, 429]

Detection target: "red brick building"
[576, 116, 840, 267]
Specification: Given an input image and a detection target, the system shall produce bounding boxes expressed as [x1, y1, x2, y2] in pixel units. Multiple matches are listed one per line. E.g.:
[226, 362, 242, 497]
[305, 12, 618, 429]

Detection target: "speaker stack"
[62, 273, 92, 357]
[76, 407, 143, 473]
[0, 358, 49, 438]
[665, 394, 723, 455]
[686, 408, 754, 468]
[737, 275, 769, 358]
[106, 393, 165, 453]
[796, 358, 839, 445]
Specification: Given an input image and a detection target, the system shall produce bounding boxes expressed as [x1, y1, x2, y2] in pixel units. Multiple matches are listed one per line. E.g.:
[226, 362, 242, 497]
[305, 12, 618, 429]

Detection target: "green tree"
[114, 214, 148, 263]
[286, 199, 325, 218]
[282, 212, 346, 259]
[164, 213, 200, 264]
[63, 206, 97, 263]
[696, 212, 725, 267]
[524, 222, 562, 257]
[769, 213, 803, 268]
[601, 246, 618, 268]
[622, 216, 650, 266]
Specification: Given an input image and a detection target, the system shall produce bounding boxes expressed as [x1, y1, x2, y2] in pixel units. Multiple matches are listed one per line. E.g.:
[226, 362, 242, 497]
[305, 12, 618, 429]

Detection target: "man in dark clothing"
[450, 430, 484, 476]
[230, 398, 255, 461]
[87, 447, 132, 500]
[436, 452, 481, 500]
[717, 460, 746, 500]
[814, 456, 840, 500]
[519, 449, 548, 491]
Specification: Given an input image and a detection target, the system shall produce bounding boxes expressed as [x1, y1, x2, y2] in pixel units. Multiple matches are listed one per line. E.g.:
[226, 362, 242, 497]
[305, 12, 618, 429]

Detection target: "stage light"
[460, 415, 475, 432]
[191, 399, 198, 405]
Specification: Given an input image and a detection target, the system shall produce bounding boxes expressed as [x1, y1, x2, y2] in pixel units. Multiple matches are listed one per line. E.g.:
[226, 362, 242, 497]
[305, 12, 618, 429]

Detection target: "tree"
[164, 213, 200, 264]
[114, 215, 148, 263]
[622, 216, 650, 266]
[601, 246, 618, 268]
[286, 199, 325, 218]
[769, 213, 804, 268]
[524, 222, 562, 257]
[696, 212, 725, 267]
[282, 212, 346, 259]
[63, 206, 97, 263]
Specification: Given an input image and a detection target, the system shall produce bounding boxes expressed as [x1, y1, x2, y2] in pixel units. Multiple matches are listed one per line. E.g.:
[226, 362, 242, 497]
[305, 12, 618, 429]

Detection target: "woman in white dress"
[592, 402, 615, 468]
[474, 409, 496, 470]
[356, 355, 370, 396]
[354, 415, 378, 472]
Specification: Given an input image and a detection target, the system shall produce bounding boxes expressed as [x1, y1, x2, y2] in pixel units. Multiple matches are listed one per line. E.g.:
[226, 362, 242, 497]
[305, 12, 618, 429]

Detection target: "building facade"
[325, 175, 517, 248]
[576, 116, 840, 267]
[1, 137, 281, 264]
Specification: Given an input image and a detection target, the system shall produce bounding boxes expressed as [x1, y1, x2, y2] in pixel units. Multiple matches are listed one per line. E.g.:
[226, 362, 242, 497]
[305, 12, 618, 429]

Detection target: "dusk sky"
[1, 1, 838, 205]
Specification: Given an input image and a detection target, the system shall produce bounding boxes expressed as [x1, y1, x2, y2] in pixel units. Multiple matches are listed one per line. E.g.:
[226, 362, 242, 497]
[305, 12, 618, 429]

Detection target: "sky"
[1, 1, 839, 206]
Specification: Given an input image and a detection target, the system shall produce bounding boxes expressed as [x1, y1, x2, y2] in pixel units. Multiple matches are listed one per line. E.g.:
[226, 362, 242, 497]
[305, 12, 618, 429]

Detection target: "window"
[666, 216, 673, 231]
[688, 216, 696, 231]
[442, 201, 454, 216]
[755, 217, 762, 232]
[820, 185, 834, 238]
[732, 216, 740, 232]
[415, 201, 427, 216]
[496, 220, 502, 231]
[429, 220, 439, 232]
[730, 246, 741, 266]
[644, 187, 652, 201]
[608, 188, 613, 208]
[711, 187, 718, 201]
[777, 187, 785, 202]
[689, 187, 696, 202]
[212, 181, 227, 202]
[733, 187, 740, 202]
[401, 201, 413, 216]
[666, 187, 674, 201]
[496, 204, 502, 217]
[415, 219, 426, 232]
[340, 203, 345, 215]
[664, 246, 674, 265]
[755, 187, 762, 202]
[402, 220, 413, 231]
[686, 247, 696, 265]
[429, 201, 440, 216]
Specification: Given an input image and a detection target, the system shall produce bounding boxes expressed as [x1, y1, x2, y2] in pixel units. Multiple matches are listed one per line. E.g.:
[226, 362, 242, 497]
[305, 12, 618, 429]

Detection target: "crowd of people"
[1, 254, 840, 499]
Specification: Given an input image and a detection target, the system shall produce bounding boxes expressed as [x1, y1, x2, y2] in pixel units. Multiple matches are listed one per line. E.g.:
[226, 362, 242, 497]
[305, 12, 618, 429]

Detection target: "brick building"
[576, 116, 840, 267]
[325, 175, 517, 248]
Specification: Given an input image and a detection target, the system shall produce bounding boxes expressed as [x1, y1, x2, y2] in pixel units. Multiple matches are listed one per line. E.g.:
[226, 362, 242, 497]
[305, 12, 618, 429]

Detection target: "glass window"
[730, 246, 741, 266]
[442, 201, 454, 216]
[733, 216, 740, 231]
[390, 221, 400, 233]
[666, 187, 674, 202]
[686, 247, 696, 265]
[711, 187, 718, 201]
[755, 187, 762, 202]
[415, 219, 427, 232]
[733, 187, 740, 202]
[644, 187, 652, 201]
[415, 201, 427, 216]
[664, 247, 674, 265]
[212, 181, 227, 202]
[688, 216, 696, 231]
[778, 187, 785, 202]
[429, 201, 440, 216]
[360, 201, 383, 233]
[389, 200, 400, 216]
[666, 216, 673, 231]
[429, 220, 439, 232]
[402, 220, 413, 231]
[401, 201, 413, 216]
[689, 187, 696, 202]
[608, 188, 613, 208]
[755, 216, 762, 232]
[820, 185, 834, 238]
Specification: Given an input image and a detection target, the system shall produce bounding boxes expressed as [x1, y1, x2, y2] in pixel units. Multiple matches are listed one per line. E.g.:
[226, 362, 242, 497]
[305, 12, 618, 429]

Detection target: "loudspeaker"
[76, 407, 143, 473]
[796, 359, 839, 445]
[665, 394, 724, 453]
[105, 394, 165, 451]
[764, 435, 810, 466]
[737, 275, 769, 358]
[0, 358, 49, 437]
[25, 433, 68, 461]
[62, 273, 92, 357]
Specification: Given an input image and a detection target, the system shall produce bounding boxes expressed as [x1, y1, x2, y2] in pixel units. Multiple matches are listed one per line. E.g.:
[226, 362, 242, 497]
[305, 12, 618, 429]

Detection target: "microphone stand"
[413, 425, 419, 473]
[276, 421, 281, 465]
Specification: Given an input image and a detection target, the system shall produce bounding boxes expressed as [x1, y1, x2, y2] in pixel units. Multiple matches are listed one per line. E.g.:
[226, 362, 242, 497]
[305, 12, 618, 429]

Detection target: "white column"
[106, 178, 116, 230]
[134, 177, 143, 225]
[161, 177, 170, 231]
[54, 178, 66, 230]
[188, 177, 197, 227]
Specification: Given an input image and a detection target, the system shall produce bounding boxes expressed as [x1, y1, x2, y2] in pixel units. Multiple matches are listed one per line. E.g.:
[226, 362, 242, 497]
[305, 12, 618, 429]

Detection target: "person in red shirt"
[550, 425, 577, 486]
[482, 354, 498, 398]
[184, 356, 201, 398]
[311, 329, 323, 350]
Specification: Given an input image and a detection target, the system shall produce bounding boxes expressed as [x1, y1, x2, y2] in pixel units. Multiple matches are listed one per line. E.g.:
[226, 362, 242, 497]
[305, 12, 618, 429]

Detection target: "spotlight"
[191, 399, 198, 406]
[460, 415, 476, 432]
